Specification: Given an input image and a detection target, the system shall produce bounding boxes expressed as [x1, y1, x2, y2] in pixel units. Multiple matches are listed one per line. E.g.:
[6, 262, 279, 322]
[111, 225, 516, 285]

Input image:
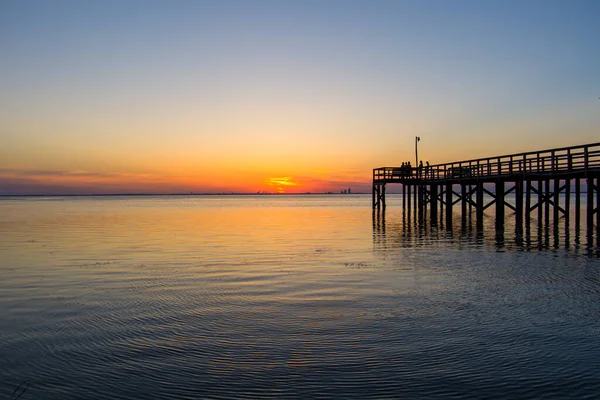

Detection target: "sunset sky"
[1, 0, 599, 194]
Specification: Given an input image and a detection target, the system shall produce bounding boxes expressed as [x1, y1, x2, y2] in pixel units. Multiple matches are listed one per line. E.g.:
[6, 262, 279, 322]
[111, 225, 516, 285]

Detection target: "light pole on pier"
[415, 136, 420, 166]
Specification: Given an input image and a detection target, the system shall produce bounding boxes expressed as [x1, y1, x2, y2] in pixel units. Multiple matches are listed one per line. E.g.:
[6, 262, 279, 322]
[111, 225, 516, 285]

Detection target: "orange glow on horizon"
[0, 166, 373, 195]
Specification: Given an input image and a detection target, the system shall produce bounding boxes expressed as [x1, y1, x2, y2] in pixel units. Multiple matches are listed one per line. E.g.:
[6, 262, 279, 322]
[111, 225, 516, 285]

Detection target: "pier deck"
[373, 142, 600, 245]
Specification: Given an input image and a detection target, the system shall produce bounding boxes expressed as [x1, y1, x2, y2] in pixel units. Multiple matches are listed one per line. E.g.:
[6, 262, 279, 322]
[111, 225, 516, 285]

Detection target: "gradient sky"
[1, 0, 599, 194]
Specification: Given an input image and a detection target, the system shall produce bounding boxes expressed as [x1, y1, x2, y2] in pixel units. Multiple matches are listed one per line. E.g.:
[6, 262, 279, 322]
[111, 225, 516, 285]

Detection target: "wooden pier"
[373, 142, 600, 245]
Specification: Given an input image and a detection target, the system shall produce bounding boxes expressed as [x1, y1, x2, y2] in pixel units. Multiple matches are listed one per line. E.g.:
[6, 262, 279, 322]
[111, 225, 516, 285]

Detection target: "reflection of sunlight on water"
[1, 195, 599, 399]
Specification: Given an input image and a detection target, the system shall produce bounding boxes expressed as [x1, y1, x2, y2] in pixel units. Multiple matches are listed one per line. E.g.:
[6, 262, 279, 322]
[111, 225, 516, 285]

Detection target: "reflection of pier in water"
[372, 142, 600, 250]
[372, 203, 599, 256]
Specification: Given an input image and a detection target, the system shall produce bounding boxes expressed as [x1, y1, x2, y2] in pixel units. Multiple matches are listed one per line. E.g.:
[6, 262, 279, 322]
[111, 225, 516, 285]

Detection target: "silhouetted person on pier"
[399, 162, 406, 177]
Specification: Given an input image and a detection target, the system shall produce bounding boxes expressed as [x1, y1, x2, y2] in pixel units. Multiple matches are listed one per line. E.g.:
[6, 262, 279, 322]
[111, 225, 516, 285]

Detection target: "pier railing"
[374, 142, 600, 182]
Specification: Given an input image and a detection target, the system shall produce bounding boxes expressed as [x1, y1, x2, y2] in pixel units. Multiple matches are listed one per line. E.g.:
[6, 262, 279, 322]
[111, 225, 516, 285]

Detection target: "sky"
[1, 0, 599, 194]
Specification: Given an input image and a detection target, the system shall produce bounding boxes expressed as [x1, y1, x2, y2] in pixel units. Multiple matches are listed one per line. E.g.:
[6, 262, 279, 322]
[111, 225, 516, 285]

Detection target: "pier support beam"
[538, 180, 543, 222]
[565, 179, 570, 226]
[418, 185, 424, 215]
[413, 184, 417, 213]
[446, 183, 453, 229]
[372, 185, 376, 208]
[476, 181, 484, 229]
[545, 179, 550, 228]
[496, 181, 505, 230]
[460, 183, 467, 217]
[439, 186, 444, 226]
[575, 178, 581, 233]
[515, 179, 523, 231]
[430, 184, 438, 223]
[525, 180, 531, 226]
[372, 184, 386, 209]
[553, 178, 560, 228]
[587, 177, 594, 241]
[468, 184, 473, 214]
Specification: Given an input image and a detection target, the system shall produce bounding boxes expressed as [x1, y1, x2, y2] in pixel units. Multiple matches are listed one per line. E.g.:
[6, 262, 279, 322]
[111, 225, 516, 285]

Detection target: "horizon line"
[0, 192, 370, 197]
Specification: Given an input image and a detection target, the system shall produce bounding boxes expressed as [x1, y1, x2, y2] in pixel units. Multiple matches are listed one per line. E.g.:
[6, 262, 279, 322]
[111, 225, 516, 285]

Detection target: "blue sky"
[1, 0, 599, 193]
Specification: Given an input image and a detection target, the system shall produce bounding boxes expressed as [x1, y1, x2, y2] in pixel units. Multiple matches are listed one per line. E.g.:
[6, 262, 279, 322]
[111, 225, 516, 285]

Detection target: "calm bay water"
[1, 195, 599, 399]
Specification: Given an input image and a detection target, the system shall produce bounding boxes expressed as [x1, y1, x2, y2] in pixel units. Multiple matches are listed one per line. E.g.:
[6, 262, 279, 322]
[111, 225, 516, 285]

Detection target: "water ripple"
[1, 196, 600, 399]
